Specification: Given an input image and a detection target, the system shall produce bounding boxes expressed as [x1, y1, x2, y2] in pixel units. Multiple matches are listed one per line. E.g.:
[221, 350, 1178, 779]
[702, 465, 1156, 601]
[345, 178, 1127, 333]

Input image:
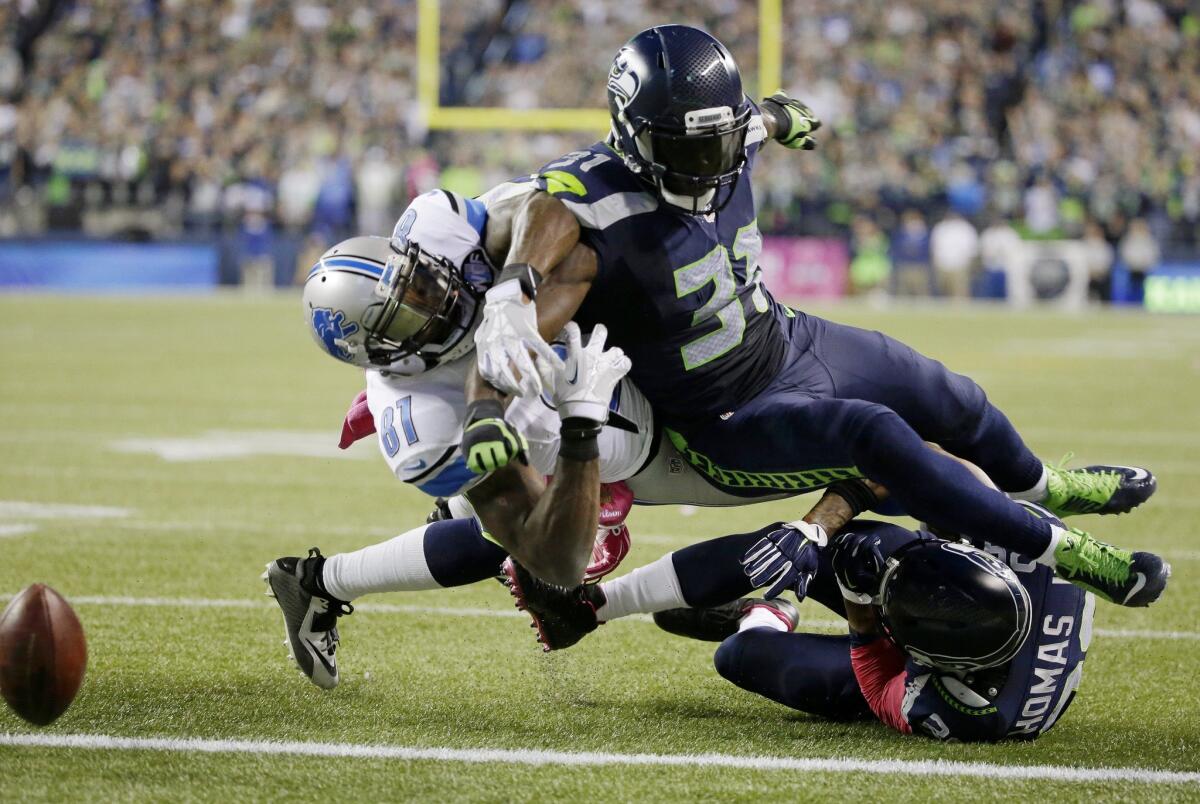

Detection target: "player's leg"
[680, 396, 1167, 606]
[265, 518, 506, 688]
[714, 628, 871, 721]
[504, 521, 855, 650]
[807, 314, 1155, 516]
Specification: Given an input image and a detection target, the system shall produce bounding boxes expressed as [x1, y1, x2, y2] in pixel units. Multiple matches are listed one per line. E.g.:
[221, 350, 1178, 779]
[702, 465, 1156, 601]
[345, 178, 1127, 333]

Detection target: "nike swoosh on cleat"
[1122, 572, 1147, 605]
[1124, 467, 1151, 481]
[304, 639, 337, 677]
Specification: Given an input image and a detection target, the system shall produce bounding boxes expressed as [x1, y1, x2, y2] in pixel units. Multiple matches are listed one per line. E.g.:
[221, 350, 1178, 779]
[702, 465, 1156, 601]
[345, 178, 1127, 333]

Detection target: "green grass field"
[1, 294, 1198, 802]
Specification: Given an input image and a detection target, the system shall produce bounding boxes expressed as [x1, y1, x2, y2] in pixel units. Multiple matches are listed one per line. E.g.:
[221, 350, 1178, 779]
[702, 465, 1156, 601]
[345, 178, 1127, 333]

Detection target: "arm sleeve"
[850, 637, 913, 735]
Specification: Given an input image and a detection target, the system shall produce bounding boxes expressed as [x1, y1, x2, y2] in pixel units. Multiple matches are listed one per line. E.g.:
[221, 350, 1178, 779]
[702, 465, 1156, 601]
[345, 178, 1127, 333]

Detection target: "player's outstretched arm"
[471, 192, 595, 401]
[462, 239, 599, 475]
[758, 92, 821, 150]
[466, 323, 629, 586]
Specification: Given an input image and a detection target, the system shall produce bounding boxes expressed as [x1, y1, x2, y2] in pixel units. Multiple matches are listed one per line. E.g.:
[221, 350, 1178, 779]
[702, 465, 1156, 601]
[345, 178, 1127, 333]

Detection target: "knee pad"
[713, 633, 748, 684]
[937, 371, 989, 441]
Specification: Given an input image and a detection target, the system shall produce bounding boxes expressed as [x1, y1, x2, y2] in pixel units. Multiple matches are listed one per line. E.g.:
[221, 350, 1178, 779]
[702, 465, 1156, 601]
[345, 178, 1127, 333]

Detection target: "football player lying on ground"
[658, 508, 1093, 743]
[502, 467, 1131, 741]
[459, 24, 1167, 608]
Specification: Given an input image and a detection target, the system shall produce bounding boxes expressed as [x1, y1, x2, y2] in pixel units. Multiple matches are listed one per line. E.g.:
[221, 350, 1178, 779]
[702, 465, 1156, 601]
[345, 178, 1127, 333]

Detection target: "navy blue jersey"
[899, 539, 1093, 742]
[509, 109, 790, 426]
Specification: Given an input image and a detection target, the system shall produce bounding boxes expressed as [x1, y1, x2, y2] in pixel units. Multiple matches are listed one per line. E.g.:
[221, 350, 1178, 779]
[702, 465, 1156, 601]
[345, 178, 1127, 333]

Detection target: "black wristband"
[759, 97, 788, 141]
[828, 479, 878, 518]
[497, 262, 541, 300]
[558, 416, 601, 462]
[465, 398, 505, 425]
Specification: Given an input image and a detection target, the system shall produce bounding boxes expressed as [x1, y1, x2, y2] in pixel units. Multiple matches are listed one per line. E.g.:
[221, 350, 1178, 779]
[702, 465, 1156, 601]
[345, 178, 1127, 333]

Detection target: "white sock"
[321, 523, 440, 601]
[1009, 465, 1049, 503]
[1034, 524, 1067, 568]
[595, 553, 685, 622]
[447, 495, 477, 521]
[739, 605, 790, 633]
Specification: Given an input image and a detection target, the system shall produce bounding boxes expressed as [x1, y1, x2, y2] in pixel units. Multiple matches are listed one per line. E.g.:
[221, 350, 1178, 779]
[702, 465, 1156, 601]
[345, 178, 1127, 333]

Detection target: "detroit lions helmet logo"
[311, 307, 360, 362]
[607, 49, 641, 108]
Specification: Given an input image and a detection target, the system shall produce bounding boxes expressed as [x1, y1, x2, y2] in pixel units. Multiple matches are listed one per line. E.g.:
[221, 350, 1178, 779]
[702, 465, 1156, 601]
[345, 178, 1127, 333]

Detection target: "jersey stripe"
[307, 257, 385, 280]
[416, 457, 476, 497]
[407, 445, 458, 484]
[559, 192, 658, 230]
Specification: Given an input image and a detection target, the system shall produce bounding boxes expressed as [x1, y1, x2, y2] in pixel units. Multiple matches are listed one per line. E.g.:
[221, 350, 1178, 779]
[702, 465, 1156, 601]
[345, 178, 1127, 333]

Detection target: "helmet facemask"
[613, 102, 750, 216]
[362, 237, 480, 369]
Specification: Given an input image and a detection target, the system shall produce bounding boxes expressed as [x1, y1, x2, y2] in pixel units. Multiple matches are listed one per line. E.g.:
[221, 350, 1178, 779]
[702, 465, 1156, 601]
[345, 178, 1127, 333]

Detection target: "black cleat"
[426, 497, 454, 523]
[500, 558, 603, 651]
[262, 548, 353, 689]
[653, 598, 799, 642]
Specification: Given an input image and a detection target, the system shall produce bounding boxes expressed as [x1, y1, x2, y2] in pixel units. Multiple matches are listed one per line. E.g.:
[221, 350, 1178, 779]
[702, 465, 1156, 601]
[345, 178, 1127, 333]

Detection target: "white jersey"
[365, 353, 655, 498]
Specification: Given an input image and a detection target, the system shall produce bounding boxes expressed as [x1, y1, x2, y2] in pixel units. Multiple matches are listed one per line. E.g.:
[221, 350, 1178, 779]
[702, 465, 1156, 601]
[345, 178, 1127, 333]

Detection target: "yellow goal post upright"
[417, 0, 783, 132]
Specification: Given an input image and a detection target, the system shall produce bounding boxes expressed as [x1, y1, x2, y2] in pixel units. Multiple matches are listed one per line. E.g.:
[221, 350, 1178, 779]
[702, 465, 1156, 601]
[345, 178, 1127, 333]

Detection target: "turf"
[0, 294, 1197, 802]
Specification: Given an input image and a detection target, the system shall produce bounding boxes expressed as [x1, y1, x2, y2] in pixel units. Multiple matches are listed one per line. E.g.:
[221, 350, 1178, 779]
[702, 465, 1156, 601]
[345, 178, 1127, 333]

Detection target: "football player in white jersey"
[265, 189, 832, 689]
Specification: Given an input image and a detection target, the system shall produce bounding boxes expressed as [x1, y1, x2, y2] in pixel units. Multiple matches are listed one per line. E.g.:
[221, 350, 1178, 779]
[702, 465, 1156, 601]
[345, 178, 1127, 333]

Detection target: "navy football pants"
[676, 312, 1053, 558]
[674, 521, 921, 722]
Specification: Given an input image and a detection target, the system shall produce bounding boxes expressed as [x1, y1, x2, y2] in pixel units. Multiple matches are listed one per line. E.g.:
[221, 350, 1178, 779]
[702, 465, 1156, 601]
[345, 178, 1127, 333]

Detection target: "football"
[0, 584, 88, 726]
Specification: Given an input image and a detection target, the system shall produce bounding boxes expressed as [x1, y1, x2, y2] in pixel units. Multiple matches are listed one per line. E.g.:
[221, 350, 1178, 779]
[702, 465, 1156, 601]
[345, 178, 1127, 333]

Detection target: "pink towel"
[338, 390, 375, 449]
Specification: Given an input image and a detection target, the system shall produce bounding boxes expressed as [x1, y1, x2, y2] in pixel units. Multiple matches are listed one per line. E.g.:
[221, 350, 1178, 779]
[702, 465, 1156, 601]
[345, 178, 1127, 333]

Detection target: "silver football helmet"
[302, 234, 482, 374]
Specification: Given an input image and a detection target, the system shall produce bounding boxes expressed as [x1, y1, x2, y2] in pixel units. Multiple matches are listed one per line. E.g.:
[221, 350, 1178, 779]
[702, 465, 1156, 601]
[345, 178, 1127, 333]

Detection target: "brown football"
[0, 584, 88, 726]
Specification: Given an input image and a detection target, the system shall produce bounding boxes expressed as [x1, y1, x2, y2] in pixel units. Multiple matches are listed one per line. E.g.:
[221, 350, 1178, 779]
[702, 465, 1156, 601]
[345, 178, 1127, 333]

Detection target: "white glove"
[549, 322, 631, 423]
[473, 278, 562, 398]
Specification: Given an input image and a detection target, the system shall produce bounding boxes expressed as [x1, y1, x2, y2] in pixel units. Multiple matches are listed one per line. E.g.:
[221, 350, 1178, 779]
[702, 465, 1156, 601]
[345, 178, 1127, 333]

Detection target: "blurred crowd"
[0, 0, 1197, 293]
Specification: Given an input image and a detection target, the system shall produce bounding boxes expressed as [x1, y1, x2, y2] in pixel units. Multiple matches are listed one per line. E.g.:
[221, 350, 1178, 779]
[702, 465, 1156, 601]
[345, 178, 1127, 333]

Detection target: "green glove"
[462, 399, 529, 474]
[761, 91, 821, 150]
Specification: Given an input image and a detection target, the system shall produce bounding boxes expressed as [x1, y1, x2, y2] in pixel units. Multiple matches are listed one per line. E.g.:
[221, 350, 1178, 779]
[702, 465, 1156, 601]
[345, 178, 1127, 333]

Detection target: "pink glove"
[584, 524, 631, 583]
[598, 481, 634, 527]
[338, 390, 376, 449]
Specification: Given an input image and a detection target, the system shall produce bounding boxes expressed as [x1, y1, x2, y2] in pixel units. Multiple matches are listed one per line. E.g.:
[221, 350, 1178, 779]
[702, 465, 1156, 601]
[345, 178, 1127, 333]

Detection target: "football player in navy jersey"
[651, 506, 1094, 743]
[501, 469, 1095, 742]
[461, 24, 1167, 608]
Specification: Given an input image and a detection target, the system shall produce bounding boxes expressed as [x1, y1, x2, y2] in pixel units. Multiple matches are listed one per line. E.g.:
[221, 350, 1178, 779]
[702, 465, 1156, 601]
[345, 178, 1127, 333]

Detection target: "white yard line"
[0, 501, 132, 519]
[0, 594, 1194, 641]
[0, 733, 1195, 785]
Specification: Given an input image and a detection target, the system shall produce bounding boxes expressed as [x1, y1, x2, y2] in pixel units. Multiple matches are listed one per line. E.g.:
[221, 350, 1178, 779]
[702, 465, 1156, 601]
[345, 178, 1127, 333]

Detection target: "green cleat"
[1042, 459, 1156, 517]
[1053, 527, 1170, 606]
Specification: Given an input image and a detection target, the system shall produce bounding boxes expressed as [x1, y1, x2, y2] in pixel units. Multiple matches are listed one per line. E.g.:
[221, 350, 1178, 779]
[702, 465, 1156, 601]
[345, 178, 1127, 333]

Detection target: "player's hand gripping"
[830, 530, 889, 605]
[741, 521, 827, 600]
[461, 398, 529, 475]
[474, 271, 561, 399]
[548, 322, 630, 424]
[760, 91, 821, 150]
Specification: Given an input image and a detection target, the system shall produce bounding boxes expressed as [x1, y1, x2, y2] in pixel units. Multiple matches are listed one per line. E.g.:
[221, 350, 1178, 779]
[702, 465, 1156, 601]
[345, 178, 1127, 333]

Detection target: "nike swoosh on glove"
[741, 522, 825, 600]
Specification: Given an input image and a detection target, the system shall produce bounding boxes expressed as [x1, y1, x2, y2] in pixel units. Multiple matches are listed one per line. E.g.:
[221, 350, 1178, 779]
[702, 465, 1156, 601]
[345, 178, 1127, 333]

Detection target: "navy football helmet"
[880, 540, 1033, 674]
[606, 25, 752, 215]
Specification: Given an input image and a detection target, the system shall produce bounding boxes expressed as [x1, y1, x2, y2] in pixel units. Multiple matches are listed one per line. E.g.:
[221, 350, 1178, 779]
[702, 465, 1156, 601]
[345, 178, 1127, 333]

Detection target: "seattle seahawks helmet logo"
[312, 307, 359, 361]
[607, 50, 641, 108]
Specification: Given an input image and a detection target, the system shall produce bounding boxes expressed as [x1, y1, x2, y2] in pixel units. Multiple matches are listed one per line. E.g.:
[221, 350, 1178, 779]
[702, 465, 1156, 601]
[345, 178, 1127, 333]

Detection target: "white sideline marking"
[0, 501, 132, 519]
[0, 733, 1196, 785]
[0, 523, 37, 538]
[1, 594, 1194, 641]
